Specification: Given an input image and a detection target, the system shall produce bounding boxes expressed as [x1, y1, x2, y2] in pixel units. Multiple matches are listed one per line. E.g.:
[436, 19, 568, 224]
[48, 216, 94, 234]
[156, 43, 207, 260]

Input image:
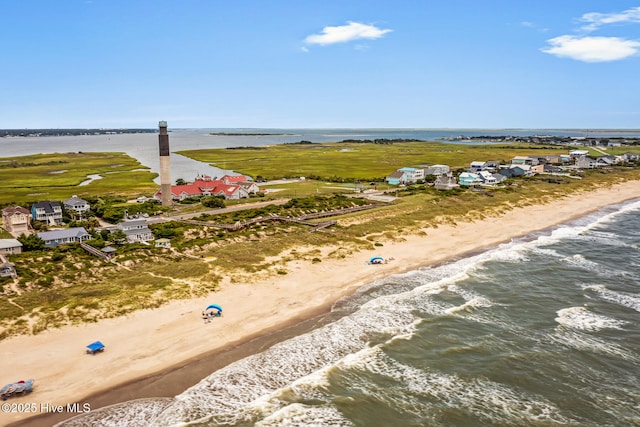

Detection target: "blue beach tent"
[86, 340, 105, 354]
[206, 304, 223, 313]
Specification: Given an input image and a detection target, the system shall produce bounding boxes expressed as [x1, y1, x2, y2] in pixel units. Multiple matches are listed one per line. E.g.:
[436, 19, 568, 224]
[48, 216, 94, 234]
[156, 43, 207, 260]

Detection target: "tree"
[175, 178, 187, 186]
[18, 233, 45, 251]
[202, 196, 225, 208]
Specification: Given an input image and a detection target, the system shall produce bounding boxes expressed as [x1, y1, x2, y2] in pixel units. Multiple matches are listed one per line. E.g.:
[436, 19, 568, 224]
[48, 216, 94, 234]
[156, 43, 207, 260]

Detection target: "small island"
[209, 132, 296, 136]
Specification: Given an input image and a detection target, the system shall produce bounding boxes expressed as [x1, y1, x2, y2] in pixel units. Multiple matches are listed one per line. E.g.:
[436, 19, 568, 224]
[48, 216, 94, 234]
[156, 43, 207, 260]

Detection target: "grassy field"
[177, 141, 580, 181]
[0, 152, 159, 205]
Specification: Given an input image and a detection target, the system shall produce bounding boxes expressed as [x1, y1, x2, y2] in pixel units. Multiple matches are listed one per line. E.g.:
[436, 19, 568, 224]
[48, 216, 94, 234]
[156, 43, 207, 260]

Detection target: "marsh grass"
[0, 152, 158, 204]
[178, 141, 573, 180]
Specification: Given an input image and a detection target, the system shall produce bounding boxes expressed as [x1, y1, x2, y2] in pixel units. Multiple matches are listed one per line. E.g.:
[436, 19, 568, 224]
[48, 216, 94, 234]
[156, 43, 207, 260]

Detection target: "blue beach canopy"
[87, 341, 105, 351]
[206, 304, 223, 313]
[370, 256, 384, 262]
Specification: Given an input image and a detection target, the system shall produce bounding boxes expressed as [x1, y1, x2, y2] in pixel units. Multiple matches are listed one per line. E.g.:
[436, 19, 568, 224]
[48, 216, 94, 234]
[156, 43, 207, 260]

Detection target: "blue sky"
[2, 1, 639, 129]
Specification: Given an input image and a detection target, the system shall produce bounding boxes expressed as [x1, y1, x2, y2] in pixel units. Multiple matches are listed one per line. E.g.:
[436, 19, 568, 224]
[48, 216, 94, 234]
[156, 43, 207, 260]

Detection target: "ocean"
[2, 128, 639, 184]
[57, 198, 640, 426]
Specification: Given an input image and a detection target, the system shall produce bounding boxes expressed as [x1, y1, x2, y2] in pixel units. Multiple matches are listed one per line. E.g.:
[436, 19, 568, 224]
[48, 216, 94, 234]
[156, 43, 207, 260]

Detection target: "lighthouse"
[158, 120, 172, 207]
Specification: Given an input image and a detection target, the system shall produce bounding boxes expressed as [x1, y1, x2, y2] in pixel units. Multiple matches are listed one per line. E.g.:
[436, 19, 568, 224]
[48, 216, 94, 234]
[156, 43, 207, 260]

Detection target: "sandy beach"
[2, 180, 638, 426]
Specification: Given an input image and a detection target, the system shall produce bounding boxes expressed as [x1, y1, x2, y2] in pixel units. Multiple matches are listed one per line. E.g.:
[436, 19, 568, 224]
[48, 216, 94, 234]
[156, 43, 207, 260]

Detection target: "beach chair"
[0, 379, 34, 400]
[86, 341, 105, 355]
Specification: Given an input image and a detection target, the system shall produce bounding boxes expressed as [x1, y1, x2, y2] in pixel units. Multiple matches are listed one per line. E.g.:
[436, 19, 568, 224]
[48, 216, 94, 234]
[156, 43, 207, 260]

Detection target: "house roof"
[32, 201, 61, 213]
[2, 206, 30, 216]
[0, 239, 22, 249]
[118, 219, 149, 228]
[37, 227, 89, 241]
[221, 174, 247, 183]
[387, 171, 405, 178]
[63, 195, 88, 205]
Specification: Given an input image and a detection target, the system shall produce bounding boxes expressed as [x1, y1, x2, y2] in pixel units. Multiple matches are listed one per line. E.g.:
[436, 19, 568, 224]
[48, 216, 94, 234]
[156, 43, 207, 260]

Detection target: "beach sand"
[2, 180, 638, 426]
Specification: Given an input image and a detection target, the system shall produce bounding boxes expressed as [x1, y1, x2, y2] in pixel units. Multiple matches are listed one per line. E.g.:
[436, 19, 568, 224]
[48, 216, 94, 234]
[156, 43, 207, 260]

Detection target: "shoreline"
[2, 180, 639, 426]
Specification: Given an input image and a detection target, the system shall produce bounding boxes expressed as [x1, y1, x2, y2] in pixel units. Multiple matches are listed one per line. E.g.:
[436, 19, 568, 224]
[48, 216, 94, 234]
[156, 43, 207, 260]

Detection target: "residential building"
[510, 156, 539, 166]
[433, 173, 460, 190]
[63, 195, 91, 214]
[31, 201, 63, 225]
[2, 206, 32, 236]
[386, 167, 425, 185]
[154, 174, 254, 201]
[117, 219, 154, 243]
[0, 239, 23, 255]
[569, 150, 589, 159]
[499, 164, 531, 178]
[37, 227, 91, 247]
[478, 171, 497, 185]
[458, 172, 482, 186]
[470, 161, 486, 172]
[385, 170, 407, 185]
[423, 165, 450, 176]
[397, 167, 425, 183]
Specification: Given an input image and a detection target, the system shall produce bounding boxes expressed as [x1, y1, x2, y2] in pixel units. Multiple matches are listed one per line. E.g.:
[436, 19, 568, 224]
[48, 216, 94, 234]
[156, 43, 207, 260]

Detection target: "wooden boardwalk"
[174, 204, 380, 232]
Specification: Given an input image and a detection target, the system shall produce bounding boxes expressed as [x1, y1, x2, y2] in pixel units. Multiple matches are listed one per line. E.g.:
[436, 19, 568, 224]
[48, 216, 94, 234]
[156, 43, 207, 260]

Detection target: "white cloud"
[580, 6, 640, 32]
[304, 21, 392, 46]
[541, 35, 640, 62]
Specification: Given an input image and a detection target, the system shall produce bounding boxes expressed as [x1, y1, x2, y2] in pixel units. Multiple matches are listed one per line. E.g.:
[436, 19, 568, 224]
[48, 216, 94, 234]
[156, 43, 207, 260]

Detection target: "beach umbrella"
[205, 304, 223, 313]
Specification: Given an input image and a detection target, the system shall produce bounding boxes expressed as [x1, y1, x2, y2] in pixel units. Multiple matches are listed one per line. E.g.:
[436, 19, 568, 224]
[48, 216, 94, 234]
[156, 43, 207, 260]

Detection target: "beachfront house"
[398, 167, 425, 184]
[0, 239, 23, 255]
[478, 171, 497, 185]
[510, 156, 539, 166]
[458, 172, 482, 186]
[63, 195, 91, 215]
[385, 170, 407, 185]
[569, 150, 590, 160]
[116, 219, 154, 243]
[386, 167, 425, 185]
[433, 173, 460, 190]
[37, 227, 92, 247]
[31, 201, 63, 226]
[2, 206, 32, 236]
[423, 164, 450, 176]
[499, 164, 531, 178]
[470, 161, 486, 172]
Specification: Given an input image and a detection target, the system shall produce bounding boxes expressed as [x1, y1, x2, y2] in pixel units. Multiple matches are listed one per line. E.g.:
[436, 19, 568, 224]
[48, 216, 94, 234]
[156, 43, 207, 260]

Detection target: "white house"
[423, 165, 450, 176]
[117, 219, 154, 243]
[397, 167, 425, 183]
[63, 195, 91, 214]
[478, 171, 497, 185]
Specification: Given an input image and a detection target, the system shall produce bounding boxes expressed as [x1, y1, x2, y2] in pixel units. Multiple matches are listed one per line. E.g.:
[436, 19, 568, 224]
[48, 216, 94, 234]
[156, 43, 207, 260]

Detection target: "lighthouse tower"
[158, 120, 172, 207]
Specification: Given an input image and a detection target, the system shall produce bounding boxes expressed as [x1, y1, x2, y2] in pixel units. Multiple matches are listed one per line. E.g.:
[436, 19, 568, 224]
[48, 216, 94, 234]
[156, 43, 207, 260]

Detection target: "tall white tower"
[158, 120, 172, 207]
